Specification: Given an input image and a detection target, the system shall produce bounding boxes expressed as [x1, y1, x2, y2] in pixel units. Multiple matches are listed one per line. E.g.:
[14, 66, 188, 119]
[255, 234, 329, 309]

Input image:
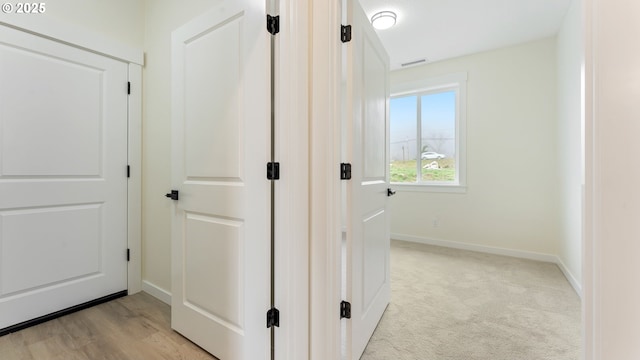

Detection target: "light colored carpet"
[361, 240, 581, 360]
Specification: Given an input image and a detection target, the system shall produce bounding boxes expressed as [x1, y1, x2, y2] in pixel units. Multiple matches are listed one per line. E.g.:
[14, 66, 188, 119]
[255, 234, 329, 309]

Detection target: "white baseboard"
[392, 233, 582, 297]
[555, 256, 583, 298]
[392, 233, 557, 262]
[142, 280, 171, 305]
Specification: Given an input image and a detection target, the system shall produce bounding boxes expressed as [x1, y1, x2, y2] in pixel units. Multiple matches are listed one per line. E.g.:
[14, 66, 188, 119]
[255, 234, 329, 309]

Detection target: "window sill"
[390, 183, 467, 194]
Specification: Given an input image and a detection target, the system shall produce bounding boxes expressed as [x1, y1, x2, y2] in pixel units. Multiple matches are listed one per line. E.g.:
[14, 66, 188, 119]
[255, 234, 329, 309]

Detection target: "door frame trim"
[127, 64, 143, 295]
[307, 0, 343, 359]
[0, 14, 143, 65]
[273, 0, 312, 359]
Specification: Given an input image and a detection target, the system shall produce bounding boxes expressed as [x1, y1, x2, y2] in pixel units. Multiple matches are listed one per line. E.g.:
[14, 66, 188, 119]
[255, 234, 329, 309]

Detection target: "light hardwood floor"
[0, 292, 217, 360]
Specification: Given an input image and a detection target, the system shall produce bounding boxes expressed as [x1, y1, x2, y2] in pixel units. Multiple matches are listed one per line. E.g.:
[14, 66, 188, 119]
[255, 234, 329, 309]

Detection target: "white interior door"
[345, 0, 391, 359]
[344, 0, 391, 358]
[0, 25, 129, 330]
[170, 2, 270, 359]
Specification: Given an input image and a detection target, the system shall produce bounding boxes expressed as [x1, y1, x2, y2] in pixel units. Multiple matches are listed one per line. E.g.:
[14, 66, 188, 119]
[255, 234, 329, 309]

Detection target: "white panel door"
[344, 0, 391, 358]
[170, 1, 270, 359]
[0, 25, 128, 329]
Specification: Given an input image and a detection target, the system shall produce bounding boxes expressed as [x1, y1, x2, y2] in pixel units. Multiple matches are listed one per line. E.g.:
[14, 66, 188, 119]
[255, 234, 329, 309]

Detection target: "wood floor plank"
[28, 335, 71, 359]
[57, 313, 102, 350]
[0, 332, 34, 360]
[78, 339, 131, 360]
[143, 331, 215, 360]
[0, 292, 217, 360]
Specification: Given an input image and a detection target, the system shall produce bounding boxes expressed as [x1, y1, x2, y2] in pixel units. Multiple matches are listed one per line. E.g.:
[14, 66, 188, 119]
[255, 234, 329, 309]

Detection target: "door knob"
[165, 190, 179, 200]
[387, 188, 396, 197]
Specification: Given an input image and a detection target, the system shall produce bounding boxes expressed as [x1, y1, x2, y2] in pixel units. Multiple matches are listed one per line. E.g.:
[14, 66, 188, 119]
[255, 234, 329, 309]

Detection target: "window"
[390, 73, 466, 191]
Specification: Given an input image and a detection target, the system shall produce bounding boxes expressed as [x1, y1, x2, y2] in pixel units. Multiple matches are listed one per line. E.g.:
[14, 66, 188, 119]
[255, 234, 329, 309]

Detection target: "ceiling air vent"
[401, 58, 427, 67]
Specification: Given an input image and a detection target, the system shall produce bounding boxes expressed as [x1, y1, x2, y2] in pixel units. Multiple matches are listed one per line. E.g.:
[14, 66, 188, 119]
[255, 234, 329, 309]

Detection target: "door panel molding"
[170, 2, 270, 359]
[0, 22, 136, 330]
[343, 0, 391, 359]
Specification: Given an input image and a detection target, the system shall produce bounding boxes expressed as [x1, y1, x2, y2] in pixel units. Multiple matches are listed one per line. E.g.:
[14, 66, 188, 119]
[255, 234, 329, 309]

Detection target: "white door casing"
[0, 24, 128, 329]
[343, 0, 391, 358]
[170, 1, 270, 359]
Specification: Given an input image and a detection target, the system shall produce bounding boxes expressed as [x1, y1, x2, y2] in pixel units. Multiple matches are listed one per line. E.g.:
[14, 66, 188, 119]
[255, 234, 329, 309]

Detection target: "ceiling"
[358, 0, 573, 70]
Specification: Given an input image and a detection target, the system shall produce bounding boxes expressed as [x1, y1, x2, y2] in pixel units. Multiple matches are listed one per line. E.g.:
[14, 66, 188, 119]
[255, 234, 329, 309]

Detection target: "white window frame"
[390, 72, 467, 193]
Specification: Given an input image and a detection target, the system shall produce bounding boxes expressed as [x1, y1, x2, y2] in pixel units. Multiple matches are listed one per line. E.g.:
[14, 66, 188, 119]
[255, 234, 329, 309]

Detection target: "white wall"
[390, 38, 560, 258]
[586, 0, 640, 358]
[34, 0, 144, 49]
[556, 0, 583, 292]
[141, 0, 223, 295]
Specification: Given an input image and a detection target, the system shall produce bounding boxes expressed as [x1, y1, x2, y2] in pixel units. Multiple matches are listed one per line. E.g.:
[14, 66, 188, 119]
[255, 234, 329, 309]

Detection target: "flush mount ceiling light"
[371, 11, 397, 30]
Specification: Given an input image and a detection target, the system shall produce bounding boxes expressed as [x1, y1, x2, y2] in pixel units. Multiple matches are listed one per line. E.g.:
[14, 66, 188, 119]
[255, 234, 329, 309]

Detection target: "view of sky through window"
[390, 90, 457, 183]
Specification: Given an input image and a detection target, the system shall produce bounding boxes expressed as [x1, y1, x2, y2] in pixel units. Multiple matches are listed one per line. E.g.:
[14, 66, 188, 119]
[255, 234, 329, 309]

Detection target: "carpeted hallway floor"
[360, 240, 581, 360]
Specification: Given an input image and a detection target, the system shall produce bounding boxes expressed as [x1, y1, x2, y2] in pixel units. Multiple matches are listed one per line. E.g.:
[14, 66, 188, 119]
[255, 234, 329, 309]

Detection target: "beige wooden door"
[344, 0, 392, 358]
[170, 1, 271, 359]
[0, 24, 128, 330]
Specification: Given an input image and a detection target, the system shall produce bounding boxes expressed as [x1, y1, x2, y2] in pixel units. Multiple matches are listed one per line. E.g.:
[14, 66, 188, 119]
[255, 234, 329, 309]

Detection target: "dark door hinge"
[340, 163, 352, 180]
[266, 307, 280, 328]
[127, 165, 130, 178]
[267, 162, 280, 180]
[341, 25, 352, 43]
[126, 248, 130, 262]
[267, 15, 280, 35]
[340, 301, 351, 319]
[127, 82, 131, 95]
